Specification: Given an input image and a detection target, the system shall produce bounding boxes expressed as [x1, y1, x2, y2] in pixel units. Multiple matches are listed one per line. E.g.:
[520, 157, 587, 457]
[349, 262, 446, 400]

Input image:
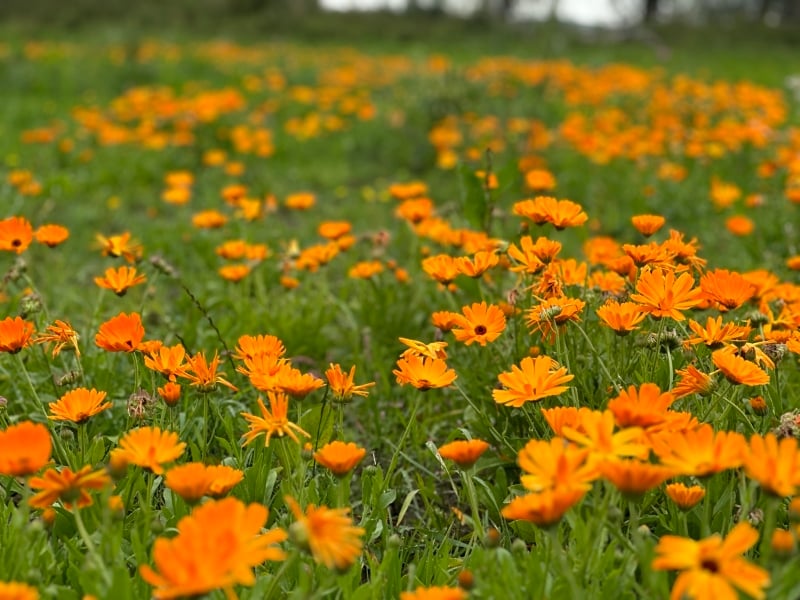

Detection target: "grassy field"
[2, 12, 800, 599]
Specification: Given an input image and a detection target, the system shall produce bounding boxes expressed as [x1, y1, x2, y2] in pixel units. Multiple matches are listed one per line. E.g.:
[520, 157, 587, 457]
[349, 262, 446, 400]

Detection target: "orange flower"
[96, 232, 142, 263]
[513, 196, 588, 230]
[95, 312, 145, 352]
[431, 311, 463, 332]
[399, 338, 448, 361]
[111, 427, 186, 475]
[492, 356, 573, 408]
[164, 463, 244, 504]
[744, 433, 800, 497]
[318, 220, 352, 240]
[275, 367, 325, 399]
[28, 465, 111, 509]
[672, 365, 716, 399]
[631, 214, 666, 237]
[48, 387, 111, 424]
[561, 410, 648, 462]
[525, 296, 585, 342]
[233, 334, 286, 362]
[144, 344, 187, 381]
[0, 421, 52, 477]
[599, 459, 674, 498]
[35, 223, 69, 247]
[699, 269, 756, 311]
[0, 216, 34, 254]
[33, 319, 80, 357]
[456, 250, 499, 278]
[206, 464, 244, 497]
[348, 261, 384, 279]
[629, 267, 702, 321]
[608, 383, 675, 429]
[0, 582, 39, 600]
[596, 301, 647, 335]
[501, 487, 586, 527]
[140, 497, 286, 599]
[218, 264, 250, 282]
[179, 351, 238, 392]
[685, 316, 750, 348]
[324, 364, 375, 403]
[0, 316, 35, 353]
[665, 483, 706, 510]
[240, 392, 310, 447]
[650, 425, 746, 477]
[652, 523, 770, 600]
[313, 441, 367, 476]
[94, 266, 147, 296]
[285, 496, 365, 571]
[451, 302, 506, 346]
[393, 354, 456, 391]
[157, 382, 182, 406]
[726, 215, 755, 236]
[437, 439, 490, 469]
[285, 192, 315, 210]
[711, 346, 770, 386]
[506, 236, 546, 274]
[524, 169, 556, 191]
[421, 254, 460, 285]
[516, 437, 598, 493]
[400, 586, 467, 600]
[192, 210, 227, 229]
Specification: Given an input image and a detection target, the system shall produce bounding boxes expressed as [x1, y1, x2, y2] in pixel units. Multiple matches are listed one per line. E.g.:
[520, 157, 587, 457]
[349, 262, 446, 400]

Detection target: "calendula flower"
[276, 367, 325, 399]
[35, 223, 69, 248]
[28, 465, 111, 509]
[0, 581, 39, 600]
[744, 433, 800, 497]
[158, 382, 182, 406]
[241, 392, 310, 447]
[599, 459, 675, 499]
[437, 439, 490, 469]
[673, 365, 716, 399]
[525, 296, 585, 342]
[94, 266, 147, 296]
[456, 250, 499, 278]
[164, 463, 244, 504]
[524, 168, 557, 191]
[144, 344, 187, 382]
[96, 232, 142, 263]
[324, 364, 375, 403]
[652, 522, 770, 600]
[516, 438, 597, 493]
[218, 264, 250, 282]
[400, 586, 467, 600]
[393, 354, 457, 391]
[95, 312, 145, 353]
[631, 214, 666, 237]
[451, 302, 506, 346]
[607, 383, 675, 429]
[0, 216, 34, 254]
[629, 267, 703, 321]
[0, 421, 52, 477]
[313, 441, 367, 476]
[206, 465, 244, 497]
[233, 334, 286, 362]
[493, 356, 574, 408]
[0, 316, 35, 354]
[318, 220, 352, 240]
[285, 496, 365, 571]
[399, 337, 448, 360]
[596, 301, 647, 335]
[33, 319, 80, 357]
[685, 316, 751, 348]
[48, 387, 111, 424]
[561, 410, 649, 463]
[650, 424, 746, 477]
[111, 427, 186, 475]
[699, 269, 756, 311]
[711, 346, 770, 386]
[140, 497, 286, 600]
[501, 487, 586, 527]
[665, 483, 706, 510]
[179, 351, 238, 392]
[422, 254, 460, 285]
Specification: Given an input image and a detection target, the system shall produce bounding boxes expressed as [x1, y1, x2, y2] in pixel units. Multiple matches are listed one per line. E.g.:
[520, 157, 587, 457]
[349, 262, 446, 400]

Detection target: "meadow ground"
[2, 12, 800, 599]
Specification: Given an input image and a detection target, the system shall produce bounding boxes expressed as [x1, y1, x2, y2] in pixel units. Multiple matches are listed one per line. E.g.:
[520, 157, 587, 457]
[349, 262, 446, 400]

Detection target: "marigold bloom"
[241, 392, 310, 447]
[524, 169, 556, 191]
[393, 354, 456, 391]
[699, 269, 755, 311]
[324, 364, 375, 403]
[422, 254, 460, 285]
[158, 382, 182, 406]
[652, 522, 770, 600]
[0, 581, 39, 599]
[525, 296, 585, 342]
[144, 344, 187, 382]
[164, 463, 244, 503]
[233, 334, 286, 362]
[711, 346, 770, 386]
[140, 497, 286, 599]
[218, 264, 250, 282]
[0, 316, 35, 353]
[501, 487, 586, 527]
[33, 319, 80, 357]
[400, 586, 467, 600]
[665, 483, 706, 510]
[631, 214, 666, 237]
[650, 425, 746, 477]
[596, 301, 647, 335]
[35, 223, 69, 247]
[517, 438, 598, 493]
[111, 427, 186, 475]
[275, 367, 325, 399]
[94, 266, 147, 296]
[673, 365, 716, 399]
[629, 267, 703, 321]
[318, 220, 352, 240]
[179, 351, 238, 392]
[493, 356, 573, 408]
[506, 236, 546, 274]
[599, 459, 674, 498]
[0, 421, 52, 477]
[285, 192, 315, 210]
[48, 388, 111, 424]
[513, 196, 588, 230]
[192, 210, 228, 229]
[0, 216, 34, 254]
[608, 383, 675, 429]
[206, 465, 244, 497]
[431, 311, 462, 332]
[686, 316, 751, 348]
[96, 232, 142, 263]
[399, 338, 448, 360]
[744, 433, 800, 497]
[28, 465, 111, 510]
[313, 441, 367, 475]
[456, 250, 499, 278]
[437, 439, 490, 469]
[561, 410, 648, 462]
[726, 215, 755, 237]
[95, 312, 145, 352]
[451, 302, 506, 346]
[541, 406, 589, 436]
[286, 496, 365, 571]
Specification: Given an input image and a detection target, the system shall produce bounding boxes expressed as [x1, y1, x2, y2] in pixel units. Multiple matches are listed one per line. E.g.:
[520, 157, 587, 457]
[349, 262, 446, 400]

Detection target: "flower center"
[474, 325, 487, 336]
[700, 558, 719, 573]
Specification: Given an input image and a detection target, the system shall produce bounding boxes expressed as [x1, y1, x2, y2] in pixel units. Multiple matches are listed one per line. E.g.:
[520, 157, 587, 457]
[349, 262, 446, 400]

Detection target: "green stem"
[382, 393, 421, 493]
[462, 467, 485, 543]
[547, 526, 580, 597]
[73, 506, 112, 585]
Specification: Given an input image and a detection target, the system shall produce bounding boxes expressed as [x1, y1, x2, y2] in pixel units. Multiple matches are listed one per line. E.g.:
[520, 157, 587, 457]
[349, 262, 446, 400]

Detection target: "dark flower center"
[700, 558, 719, 573]
[11, 239, 21, 247]
[474, 325, 487, 335]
